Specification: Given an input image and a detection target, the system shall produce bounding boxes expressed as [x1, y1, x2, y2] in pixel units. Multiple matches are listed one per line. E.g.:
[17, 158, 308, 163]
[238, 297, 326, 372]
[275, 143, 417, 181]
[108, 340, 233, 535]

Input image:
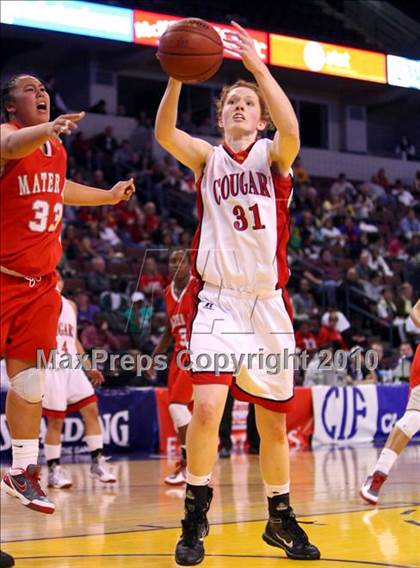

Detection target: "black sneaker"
[175, 487, 213, 566]
[262, 507, 321, 560]
[0, 549, 15, 567]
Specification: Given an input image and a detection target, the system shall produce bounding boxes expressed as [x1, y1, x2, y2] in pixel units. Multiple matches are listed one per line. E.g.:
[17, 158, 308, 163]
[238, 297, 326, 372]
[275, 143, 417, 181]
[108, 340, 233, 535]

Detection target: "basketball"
[157, 18, 223, 83]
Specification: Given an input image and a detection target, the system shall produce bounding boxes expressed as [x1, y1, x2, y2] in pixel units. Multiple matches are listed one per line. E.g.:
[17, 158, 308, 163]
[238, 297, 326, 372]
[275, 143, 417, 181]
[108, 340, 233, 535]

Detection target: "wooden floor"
[1, 446, 419, 567]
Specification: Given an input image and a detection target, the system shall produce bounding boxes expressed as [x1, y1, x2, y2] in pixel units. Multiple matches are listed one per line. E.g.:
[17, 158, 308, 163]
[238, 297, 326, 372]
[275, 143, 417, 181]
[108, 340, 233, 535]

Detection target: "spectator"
[395, 283, 413, 319]
[75, 292, 100, 324]
[114, 139, 139, 178]
[395, 136, 416, 161]
[293, 155, 310, 184]
[304, 344, 349, 386]
[124, 291, 153, 350]
[399, 209, 420, 239]
[317, 314, 347, 350]
[99, 219, 121, 247]
[321, 308, 351, 334]
[356, 250, 373, 282]
[89, 99, 107, 114]
[330, 173, 356, 199]
[369, 341, 393, 383]
[81, 313, 121, 351]
[371, 168, 390, 189]
[295, 321, 318, 353]
[304, 249, 343, 307]
[100, 276, 130, 332]
[377, 287, 398, 323]
[392, 342, 413, 382]
[86, 256, 111, 295]
[320, 217, 343, 246]
[367, 246, 393, 277]
[363, 272, 383, 303]
[139, 257, 165, 298]
[62, 224, 81, 260]
[391, 179, 416, 207]
[144, 202, 161, 233]
[291, 278, 319, 321]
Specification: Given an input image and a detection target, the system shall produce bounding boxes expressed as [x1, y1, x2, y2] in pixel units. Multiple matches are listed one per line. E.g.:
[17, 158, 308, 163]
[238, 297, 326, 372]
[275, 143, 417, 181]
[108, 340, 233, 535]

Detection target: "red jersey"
[410, 345, 420, 390]
[0, 122, 67, 276]
[164, 276, 199, 353]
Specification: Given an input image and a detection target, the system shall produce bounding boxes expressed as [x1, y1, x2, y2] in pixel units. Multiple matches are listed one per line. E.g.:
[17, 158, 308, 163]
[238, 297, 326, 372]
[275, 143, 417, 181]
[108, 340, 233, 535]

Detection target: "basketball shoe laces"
[276, 509, 309, 545]
[21, 465, 45, 496]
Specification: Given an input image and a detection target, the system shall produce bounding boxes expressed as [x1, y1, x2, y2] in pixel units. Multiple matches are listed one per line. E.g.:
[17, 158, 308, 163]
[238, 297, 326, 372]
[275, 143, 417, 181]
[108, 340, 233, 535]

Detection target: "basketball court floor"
[1, 446, 419, 567]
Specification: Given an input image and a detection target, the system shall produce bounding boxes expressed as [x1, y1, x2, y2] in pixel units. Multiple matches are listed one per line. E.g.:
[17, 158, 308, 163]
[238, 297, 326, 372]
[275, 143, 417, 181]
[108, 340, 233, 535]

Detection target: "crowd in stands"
[60, 122, 420, 388]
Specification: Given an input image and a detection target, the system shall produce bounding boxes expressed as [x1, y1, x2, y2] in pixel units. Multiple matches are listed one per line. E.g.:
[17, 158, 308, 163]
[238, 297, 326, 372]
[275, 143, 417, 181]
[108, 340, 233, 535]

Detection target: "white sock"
[11, 439, 39, 473]
[84, 434, 103, 453]
[373, 448, 398, 476]
[44, 444, 61, 462]
[186, 470, 212, 486]
[265, 482, 290, 498]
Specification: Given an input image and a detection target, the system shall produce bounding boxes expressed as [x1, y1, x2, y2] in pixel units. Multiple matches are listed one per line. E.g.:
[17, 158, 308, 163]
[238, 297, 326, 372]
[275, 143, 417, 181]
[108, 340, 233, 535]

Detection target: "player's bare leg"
[80, 402, 116, 483]
[256, 406, 320, 560]
[166, 404, 191, 485]
[44, 418, 72, 489]
[175, 384, 228, 565]
[1, 358, 55, 513]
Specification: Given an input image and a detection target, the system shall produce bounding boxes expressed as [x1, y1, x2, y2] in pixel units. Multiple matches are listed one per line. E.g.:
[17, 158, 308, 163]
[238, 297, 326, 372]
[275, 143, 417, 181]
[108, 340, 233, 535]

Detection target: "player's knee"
[396, 410, 420, 439]
[194, 401, 221, 430]
[169, 403, 191, 430]
[10, 367, 45, 403]
[258, 411, 287, 442]
[81, 402, 99, 420]
[407, 385, 420, 411]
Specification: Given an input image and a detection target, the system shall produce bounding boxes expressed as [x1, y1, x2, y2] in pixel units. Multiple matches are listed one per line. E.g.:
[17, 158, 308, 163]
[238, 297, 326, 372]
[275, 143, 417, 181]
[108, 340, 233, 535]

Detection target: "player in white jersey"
[156, 21, 320, 565]
[42, 271, 116, 487]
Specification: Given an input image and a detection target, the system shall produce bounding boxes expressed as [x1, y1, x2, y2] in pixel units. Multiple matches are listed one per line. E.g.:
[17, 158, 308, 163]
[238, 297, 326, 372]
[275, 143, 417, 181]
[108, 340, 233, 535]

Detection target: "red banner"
[133, 10, 268, 62]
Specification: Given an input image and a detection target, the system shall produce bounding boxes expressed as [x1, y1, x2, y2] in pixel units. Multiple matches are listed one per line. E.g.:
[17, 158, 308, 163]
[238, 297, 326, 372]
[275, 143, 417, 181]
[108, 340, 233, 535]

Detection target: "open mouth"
[36, 102, 48, 111]
[233, 113, 245, 121]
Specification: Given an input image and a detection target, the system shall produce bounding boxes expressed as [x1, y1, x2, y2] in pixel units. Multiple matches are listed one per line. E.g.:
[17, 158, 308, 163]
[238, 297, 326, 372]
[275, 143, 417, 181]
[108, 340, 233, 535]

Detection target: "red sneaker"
[1, 464, 55, 514]
[360, 471, 388, 505]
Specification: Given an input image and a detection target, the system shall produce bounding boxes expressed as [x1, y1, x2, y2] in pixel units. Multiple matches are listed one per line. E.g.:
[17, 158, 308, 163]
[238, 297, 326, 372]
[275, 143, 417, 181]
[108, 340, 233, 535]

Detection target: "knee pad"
[395, 410, 420, 439]
[169, 403, 191, 430]
[407, 385, 420, 412]
[10, 367, 45, 403]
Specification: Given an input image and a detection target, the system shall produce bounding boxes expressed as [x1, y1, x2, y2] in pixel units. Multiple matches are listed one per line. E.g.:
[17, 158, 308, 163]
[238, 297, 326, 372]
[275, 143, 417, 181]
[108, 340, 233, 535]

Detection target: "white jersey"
[56, 296, 78, 358]
[192, 139, 293, 294]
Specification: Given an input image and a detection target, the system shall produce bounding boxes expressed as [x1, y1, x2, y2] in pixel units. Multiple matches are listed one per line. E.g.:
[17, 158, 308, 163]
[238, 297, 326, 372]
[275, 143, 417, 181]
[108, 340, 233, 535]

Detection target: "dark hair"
[1, 73, 42, 121]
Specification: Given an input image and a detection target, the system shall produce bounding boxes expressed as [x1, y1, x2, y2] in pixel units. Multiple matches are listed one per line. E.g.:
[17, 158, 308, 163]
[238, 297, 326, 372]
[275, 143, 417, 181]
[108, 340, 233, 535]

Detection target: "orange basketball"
[157, 18, 223, 83]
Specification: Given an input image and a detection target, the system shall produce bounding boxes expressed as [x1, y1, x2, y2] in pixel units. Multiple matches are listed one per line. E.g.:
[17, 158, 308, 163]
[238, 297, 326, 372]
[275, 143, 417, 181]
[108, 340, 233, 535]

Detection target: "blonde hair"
[215, 80, 272, 133]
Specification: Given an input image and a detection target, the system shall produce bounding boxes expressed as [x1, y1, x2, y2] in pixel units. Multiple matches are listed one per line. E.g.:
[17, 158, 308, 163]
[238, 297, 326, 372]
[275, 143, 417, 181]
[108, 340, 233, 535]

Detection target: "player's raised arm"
[226, 22, 300, 175]
[63, 177, 135, 206]
[0, 113, 84, 162]
[155, 78, 212, 179]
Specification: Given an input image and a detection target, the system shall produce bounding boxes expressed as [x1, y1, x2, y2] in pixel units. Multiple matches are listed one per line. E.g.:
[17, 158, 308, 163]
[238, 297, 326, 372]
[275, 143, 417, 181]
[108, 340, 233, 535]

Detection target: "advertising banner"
[133, 10, 268, 62]
[312, 384, 378, 445]
[270, 34, 386, 84]
[0, 387, 159, 461]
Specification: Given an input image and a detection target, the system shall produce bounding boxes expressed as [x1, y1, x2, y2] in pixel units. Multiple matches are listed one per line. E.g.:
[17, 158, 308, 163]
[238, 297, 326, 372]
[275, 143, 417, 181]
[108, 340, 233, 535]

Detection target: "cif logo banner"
[312, 385, 378, 445]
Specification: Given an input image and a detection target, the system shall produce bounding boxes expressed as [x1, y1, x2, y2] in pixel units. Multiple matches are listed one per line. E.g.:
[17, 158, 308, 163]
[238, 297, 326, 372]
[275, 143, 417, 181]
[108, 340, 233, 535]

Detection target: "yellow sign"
[270, 34, 386, 84]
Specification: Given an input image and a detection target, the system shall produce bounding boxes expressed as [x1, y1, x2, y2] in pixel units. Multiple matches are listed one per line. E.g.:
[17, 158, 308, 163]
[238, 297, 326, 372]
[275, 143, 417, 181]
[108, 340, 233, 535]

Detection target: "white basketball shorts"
[189, 282, 296, 412]
[42, 368, 96, 418]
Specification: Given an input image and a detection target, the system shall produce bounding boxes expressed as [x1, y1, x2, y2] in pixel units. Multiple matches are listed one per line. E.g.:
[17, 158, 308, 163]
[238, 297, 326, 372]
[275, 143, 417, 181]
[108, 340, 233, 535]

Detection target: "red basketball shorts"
[168, 355, 193, 405]
[0, 271, 61, 362]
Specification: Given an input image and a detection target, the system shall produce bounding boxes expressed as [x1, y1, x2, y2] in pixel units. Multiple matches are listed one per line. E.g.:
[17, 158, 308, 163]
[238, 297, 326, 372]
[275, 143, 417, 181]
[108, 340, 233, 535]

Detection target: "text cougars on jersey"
[36, 347, 377, 376]
[213, 171, 271, 204]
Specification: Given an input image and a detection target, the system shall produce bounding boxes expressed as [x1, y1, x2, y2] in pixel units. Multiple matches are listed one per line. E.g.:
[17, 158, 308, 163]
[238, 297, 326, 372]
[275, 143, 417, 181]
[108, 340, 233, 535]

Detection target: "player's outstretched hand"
[49, 112, 85, 139]
[109, 178, 135, 205]
[224, 21, 265, 75]
[86, 369, 105, 387]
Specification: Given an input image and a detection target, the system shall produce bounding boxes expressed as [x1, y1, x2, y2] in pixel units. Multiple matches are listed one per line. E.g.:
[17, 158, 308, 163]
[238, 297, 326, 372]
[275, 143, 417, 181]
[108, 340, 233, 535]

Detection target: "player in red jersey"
[156, 23, 320, 565]
[360, 299, 420, 505]
[0, 74, 134, 515]
[152, 250, 197, 485]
